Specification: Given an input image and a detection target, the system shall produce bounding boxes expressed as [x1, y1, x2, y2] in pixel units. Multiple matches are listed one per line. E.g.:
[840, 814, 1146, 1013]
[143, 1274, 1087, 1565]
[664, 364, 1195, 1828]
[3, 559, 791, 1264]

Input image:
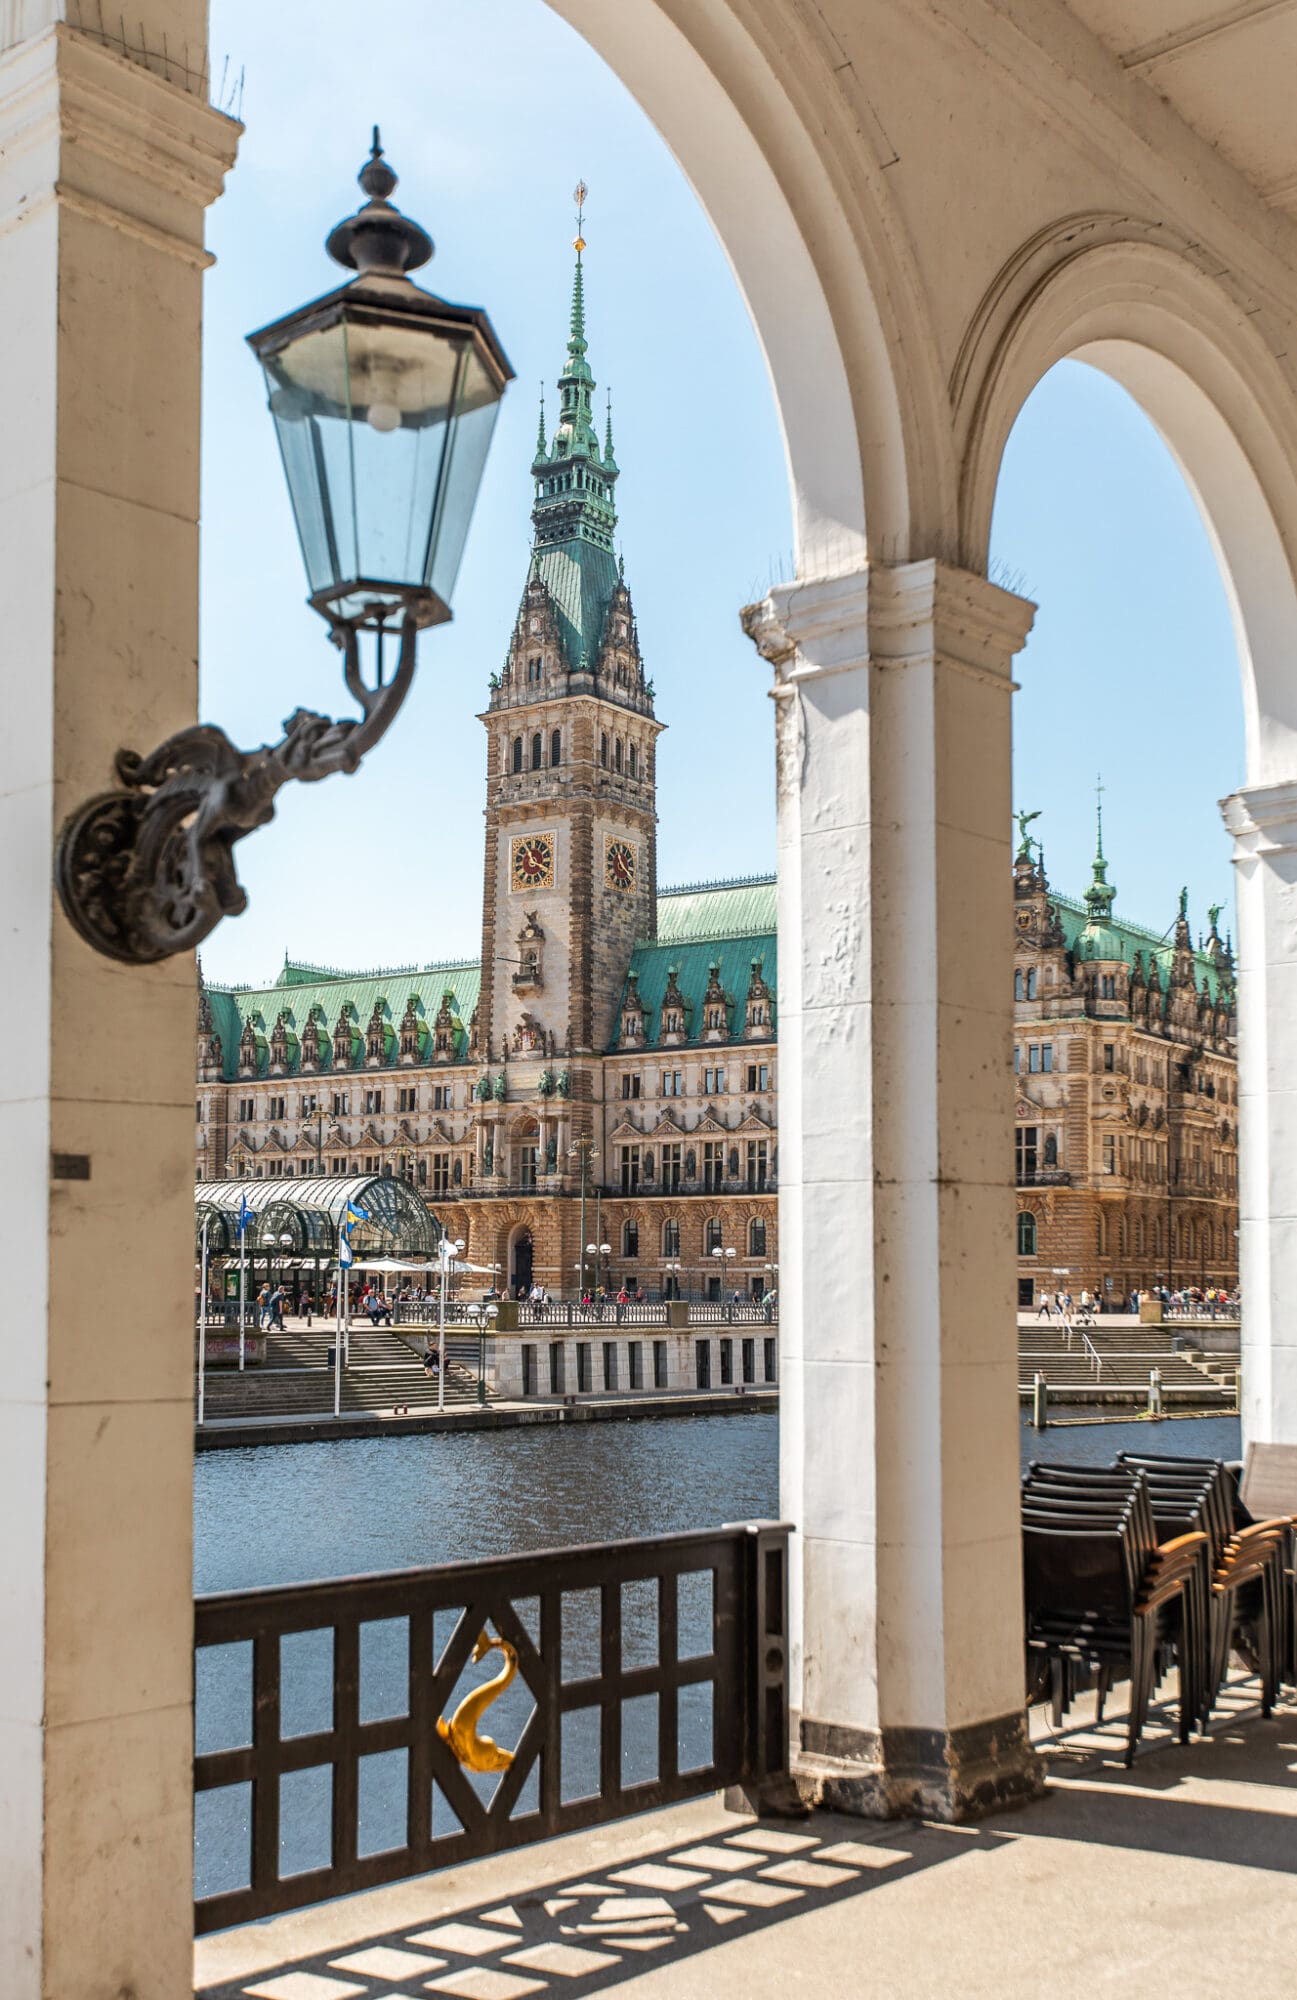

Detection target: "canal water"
[194, 1409, 1242, 1593]
[193, 1409, 1240, 1901]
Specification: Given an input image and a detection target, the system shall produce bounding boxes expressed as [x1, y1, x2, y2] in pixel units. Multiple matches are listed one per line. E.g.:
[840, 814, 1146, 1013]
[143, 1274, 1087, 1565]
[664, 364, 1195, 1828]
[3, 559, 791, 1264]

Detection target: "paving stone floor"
[195, 1682, 1297, 2000]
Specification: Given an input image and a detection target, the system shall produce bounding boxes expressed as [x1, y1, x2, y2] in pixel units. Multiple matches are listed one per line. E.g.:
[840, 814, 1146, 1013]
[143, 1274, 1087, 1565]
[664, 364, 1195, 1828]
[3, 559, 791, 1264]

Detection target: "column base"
[782, 1711, 1045, 1823]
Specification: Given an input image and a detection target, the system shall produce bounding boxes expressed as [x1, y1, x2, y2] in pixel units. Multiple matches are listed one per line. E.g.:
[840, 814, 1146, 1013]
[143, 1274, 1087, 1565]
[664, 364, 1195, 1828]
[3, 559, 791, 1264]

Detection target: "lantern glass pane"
[260, 313, 502, 621]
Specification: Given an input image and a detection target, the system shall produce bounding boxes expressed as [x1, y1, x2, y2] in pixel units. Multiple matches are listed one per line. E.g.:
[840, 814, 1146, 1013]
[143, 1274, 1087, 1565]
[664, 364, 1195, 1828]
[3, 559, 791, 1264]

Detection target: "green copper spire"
[536, 383, 547, 458]
[525, 181, 621, 672]
[1083, 773, 1117, 931]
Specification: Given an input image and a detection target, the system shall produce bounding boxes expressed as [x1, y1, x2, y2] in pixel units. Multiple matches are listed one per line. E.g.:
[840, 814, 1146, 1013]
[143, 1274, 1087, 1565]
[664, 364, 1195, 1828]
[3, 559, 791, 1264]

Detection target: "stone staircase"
[1017, 1323, 1234, 1401]
[199, 1317, 489, 1422]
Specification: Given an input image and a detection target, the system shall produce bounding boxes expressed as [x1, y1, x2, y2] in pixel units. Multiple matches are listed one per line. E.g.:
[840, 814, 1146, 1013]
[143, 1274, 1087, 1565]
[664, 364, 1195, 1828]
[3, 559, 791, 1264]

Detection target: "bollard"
[1148, 1366, 1163, 1419]
[1032, 1371, 1048, 1430]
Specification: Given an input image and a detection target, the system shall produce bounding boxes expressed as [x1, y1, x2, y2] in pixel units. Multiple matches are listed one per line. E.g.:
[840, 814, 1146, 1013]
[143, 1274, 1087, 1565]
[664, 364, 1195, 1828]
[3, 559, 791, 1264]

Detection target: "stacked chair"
[1117, 1451, 1288, 1719]
[1023, 1452, 1293, 1763]
[1022, 1462, 1208, 1764]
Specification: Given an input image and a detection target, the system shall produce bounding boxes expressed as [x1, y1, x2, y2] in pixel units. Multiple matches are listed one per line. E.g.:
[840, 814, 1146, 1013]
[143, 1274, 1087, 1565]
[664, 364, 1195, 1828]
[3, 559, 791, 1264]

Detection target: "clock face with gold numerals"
[606, 837, 637, 893]
[511, 832, 555, 891]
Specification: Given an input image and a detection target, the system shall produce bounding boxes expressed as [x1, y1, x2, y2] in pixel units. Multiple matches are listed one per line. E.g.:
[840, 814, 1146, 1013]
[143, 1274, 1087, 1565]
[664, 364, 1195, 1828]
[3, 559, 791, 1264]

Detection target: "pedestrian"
[268, 1283, 285, 1331]
[256, 1282, 271, 1329]
[1036, 1290, 1051, 1320]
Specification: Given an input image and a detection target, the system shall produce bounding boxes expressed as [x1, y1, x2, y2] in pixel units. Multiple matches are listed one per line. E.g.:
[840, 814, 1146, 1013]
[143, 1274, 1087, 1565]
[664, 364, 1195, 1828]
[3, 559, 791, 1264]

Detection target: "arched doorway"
[511, 1227, 535, 1297]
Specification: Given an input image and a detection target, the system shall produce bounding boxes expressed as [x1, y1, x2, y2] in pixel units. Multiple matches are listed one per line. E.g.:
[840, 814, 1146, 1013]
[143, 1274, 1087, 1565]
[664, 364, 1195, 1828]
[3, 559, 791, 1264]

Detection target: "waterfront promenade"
[196, 1681, 1297, 2000]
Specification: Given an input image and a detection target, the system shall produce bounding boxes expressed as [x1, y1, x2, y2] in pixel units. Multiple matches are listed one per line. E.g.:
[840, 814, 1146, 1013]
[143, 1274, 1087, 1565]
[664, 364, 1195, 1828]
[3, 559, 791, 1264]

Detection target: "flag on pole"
[339, 1198, 368, 1269]
[236, 1194, 254, 1240]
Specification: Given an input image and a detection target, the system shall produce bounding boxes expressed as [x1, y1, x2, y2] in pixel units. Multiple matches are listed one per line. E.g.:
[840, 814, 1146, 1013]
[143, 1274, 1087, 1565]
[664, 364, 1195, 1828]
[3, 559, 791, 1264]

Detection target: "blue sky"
[200, 0, 1243, 986]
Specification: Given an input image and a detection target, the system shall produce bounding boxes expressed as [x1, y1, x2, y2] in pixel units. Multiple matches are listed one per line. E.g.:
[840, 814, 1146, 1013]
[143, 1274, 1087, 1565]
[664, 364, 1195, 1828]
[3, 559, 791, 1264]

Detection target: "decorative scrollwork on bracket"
[55, 614, 418, 964]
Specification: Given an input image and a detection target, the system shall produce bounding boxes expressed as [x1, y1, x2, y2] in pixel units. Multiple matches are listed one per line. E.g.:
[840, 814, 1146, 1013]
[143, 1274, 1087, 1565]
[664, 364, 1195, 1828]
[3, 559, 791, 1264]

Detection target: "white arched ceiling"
[546, 0, 955, 575]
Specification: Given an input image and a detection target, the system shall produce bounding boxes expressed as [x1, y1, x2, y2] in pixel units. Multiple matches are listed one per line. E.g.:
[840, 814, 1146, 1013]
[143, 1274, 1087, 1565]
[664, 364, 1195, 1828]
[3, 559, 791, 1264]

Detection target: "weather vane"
[573, 178, 588, 253]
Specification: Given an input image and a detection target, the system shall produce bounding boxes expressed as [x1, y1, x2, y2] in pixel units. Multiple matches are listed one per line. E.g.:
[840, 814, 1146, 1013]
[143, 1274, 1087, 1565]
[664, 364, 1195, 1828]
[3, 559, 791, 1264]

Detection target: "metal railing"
[1080, 1330, 1103, 1378]
[193, 1521, 790, 1934]
[390, 1299, 780, 1328]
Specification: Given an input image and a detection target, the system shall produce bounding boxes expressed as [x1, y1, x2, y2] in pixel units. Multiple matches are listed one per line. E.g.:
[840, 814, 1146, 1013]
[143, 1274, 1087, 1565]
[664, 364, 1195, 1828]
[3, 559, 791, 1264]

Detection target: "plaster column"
[745, 559, 1040, 1821]
[0, 19, 237, 1996]
[1221, 781, 1297, 1443]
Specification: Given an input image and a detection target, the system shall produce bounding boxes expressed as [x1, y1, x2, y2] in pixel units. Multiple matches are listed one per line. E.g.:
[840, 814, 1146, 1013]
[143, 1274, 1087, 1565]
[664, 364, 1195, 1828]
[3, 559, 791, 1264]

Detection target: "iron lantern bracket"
[55, 602, 429, 965]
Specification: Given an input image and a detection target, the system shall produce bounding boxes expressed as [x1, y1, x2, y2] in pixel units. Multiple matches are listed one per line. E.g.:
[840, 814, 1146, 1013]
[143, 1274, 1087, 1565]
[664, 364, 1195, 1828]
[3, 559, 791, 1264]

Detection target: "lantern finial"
[326, 131, 433, 276]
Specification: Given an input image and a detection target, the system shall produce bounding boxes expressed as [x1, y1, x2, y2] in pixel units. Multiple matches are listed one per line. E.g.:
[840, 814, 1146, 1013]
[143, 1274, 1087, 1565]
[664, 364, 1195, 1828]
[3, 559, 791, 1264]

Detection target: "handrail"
[1081, 1330, 1103, 1378]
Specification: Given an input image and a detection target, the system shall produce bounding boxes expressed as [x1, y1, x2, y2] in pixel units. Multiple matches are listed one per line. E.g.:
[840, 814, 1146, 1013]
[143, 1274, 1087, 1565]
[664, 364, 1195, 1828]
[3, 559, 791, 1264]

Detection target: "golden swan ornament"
[436, 1629, 518, 1772]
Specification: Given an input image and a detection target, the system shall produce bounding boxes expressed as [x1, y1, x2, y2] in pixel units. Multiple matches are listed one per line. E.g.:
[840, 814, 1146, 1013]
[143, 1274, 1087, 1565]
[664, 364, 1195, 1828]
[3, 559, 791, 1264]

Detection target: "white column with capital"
[1221, 781, 1297, 1443]
[745, 559, 1040, 1819]
[0, 16, 237, 1995]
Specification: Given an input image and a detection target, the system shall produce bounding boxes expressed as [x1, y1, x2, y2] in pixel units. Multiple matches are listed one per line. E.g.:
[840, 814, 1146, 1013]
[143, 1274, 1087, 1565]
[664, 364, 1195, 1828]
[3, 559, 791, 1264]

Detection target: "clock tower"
[477, 221, 662, 1067]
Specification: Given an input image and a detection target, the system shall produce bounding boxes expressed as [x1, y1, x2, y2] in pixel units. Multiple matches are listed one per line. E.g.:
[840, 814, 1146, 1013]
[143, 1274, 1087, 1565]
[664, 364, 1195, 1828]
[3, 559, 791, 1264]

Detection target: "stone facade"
[1012, 831, 1238, 1303]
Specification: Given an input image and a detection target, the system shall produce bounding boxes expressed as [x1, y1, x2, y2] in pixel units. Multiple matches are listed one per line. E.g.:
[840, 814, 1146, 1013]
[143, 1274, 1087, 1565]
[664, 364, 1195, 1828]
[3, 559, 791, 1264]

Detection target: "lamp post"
[587, 1242, 611, 1300]
[56, 131, 512, 965]
[569, 1138, 598, 1297]
[437, 1233, 466, 1414]
[197, 1214, 210, 1428]
[466, 1300, 499, 1405]
[712, 1243, 736, 1301]
[663, 1258, 682, 1301]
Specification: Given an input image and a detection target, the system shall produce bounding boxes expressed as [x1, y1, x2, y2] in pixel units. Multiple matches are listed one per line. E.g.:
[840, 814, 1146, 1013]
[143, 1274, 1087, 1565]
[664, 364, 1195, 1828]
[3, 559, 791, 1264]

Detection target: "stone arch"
[506, 1221, 535, 1296]
[957, 235, 1297, 782]
[548, 0, 949, 568]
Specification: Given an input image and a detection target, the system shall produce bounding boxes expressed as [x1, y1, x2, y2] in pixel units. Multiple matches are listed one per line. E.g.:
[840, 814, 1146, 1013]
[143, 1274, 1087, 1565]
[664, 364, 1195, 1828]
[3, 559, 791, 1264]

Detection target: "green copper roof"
[619, 937, 776, 1052]
[531, 538, 620, 674]
[1050, 894, 1228, 1001]
[612, 876, 778, 1051]
[655, 876, 778, 946]
[206, 960, 481, 1082]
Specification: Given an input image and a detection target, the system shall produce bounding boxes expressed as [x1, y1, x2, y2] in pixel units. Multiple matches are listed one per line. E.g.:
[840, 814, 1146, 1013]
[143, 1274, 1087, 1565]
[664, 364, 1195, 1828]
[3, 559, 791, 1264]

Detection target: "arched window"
[662, 1218, 680, 1257]
[622, 1219, 639, 1258]
[550, 728, 561, 766]
[614, 738, 623, 773]
[1014, 970, 1024, 1001]
[511, 737, 523, 774]
[600, 732, 608, 768]
[749, 1217, 767, 1257]
[1026, 968, 1037, 999]
[705, 1218, 723, 1255]
[531, 732, 542, 770]
[1017, 1212, 1036, 1257]
[629, 743, 638, 778]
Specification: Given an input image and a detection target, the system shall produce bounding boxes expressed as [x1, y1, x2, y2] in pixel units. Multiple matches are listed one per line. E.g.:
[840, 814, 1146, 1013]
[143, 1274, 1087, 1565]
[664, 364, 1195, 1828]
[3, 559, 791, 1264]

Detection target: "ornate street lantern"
[56, 131, 512, 965]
